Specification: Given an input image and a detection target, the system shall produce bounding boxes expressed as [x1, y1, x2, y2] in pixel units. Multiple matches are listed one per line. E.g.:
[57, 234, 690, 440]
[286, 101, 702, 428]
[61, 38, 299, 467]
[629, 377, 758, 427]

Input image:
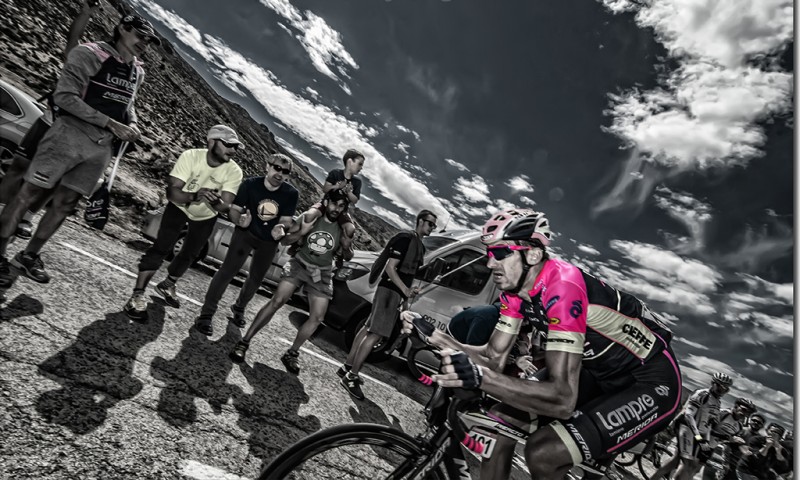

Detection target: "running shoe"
[335, 365, 350, 378]
[0, 257, 15, 288]
[15, 218, 33, 239]
[194, 316, 213, 336]
[281, 349, 300, 374]
[229, 340, 250, 364]
[11, 251, 50, 283]
[124, 291, 148, 322]
[155, 280, 180, 308]
[340, 372, 365, 401]
[229, 305, 246, 328]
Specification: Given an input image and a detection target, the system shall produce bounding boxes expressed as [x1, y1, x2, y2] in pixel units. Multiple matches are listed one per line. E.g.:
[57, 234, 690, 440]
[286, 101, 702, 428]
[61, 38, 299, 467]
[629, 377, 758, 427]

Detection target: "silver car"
[0, 78, 46, 163]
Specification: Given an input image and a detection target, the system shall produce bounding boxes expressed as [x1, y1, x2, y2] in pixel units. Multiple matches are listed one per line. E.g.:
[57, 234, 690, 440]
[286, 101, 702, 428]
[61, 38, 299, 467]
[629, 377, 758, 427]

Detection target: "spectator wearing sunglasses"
[0, 13, 160, 288]
[289, 149, 365, 264]
[194, 153, 298, 336]
[401, 208, 681, 479]
[123, 125, 243, 322]
[338, 210, 436, 400]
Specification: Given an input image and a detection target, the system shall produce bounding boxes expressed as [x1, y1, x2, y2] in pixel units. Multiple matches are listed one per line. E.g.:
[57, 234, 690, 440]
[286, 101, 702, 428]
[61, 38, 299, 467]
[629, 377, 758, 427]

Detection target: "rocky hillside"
[0, 0, 400, 249]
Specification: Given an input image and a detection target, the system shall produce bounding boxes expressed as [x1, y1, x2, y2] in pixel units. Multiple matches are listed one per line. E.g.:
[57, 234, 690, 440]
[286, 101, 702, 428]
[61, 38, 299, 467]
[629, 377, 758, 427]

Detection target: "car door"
[409, 246, 498, 333]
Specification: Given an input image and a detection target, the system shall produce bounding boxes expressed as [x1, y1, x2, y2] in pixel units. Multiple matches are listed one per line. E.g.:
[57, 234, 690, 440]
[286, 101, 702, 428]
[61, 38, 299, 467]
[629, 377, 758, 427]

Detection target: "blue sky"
[131, 0, 794, 424]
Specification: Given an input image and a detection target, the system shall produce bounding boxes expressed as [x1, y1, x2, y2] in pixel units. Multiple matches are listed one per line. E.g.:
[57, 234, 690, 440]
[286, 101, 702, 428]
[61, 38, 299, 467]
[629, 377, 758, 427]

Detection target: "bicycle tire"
[258, 423, 448, 480]
[638, 443, 670, 480]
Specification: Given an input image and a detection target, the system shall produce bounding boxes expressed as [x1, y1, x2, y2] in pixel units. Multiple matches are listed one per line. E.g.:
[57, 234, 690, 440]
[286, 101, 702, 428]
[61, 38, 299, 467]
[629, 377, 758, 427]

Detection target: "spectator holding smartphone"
[123, 125, 243, 322]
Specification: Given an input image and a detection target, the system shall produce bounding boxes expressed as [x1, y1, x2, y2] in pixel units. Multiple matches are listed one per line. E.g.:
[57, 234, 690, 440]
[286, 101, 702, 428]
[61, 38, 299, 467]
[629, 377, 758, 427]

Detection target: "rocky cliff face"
[0, 0, 400, 249]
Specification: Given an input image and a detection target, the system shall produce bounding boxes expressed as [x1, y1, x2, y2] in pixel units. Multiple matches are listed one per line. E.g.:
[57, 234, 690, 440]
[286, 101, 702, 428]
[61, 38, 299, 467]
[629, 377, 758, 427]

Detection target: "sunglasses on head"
[269, 163, 291, 175]
[216, 139, 240, 150]
[486, 245, 531, 261]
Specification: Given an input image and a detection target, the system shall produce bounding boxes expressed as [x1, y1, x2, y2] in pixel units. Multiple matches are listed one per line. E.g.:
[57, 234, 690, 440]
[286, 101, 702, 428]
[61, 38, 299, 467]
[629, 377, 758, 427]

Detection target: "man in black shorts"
[194, 153, 298, 336]
[337, 210, 436, 400]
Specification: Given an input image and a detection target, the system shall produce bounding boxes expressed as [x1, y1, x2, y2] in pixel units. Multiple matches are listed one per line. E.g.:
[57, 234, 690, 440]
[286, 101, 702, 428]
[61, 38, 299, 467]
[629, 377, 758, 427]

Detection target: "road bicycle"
[257, 338, 615, 479]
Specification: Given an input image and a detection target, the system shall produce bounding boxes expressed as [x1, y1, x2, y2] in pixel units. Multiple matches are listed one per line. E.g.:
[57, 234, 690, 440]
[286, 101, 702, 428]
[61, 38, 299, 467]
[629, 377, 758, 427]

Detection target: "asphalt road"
[0, 216, 450, 479]
[0, 216, 649, 480]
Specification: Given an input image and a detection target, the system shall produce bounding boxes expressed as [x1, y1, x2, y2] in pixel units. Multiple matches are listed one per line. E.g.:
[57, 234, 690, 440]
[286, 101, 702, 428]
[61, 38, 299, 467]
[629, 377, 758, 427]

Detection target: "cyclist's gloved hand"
[412, 315, 436, 345]
[400, 310, 435, 344]
[448, 351, 483, 389]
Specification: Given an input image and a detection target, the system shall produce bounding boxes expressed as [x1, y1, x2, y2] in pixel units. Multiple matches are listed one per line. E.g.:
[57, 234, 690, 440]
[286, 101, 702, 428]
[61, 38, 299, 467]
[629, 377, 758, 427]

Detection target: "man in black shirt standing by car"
[195, 153, 298, 336]
[338, 210, 436, 400]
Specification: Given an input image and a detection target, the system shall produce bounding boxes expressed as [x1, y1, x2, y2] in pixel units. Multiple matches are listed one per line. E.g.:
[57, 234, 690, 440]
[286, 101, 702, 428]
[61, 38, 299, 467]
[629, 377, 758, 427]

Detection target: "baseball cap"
[120, 15, 162, 46]
[207, 125, 245, 150]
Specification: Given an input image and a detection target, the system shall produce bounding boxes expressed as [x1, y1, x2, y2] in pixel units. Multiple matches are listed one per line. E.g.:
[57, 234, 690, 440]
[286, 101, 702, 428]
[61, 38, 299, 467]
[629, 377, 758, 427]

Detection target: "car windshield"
[422, 236, 457, 252]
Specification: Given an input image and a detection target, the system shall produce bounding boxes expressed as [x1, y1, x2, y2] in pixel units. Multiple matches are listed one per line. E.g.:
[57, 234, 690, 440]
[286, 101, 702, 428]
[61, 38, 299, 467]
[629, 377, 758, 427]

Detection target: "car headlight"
[334, 261, 369, 281]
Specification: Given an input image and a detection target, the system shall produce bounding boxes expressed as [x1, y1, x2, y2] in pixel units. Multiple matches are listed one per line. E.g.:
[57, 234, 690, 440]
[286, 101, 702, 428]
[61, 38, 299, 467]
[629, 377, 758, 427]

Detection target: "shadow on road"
[0, 293, 44, 321]
[35, 302, 167, 435]
[232, 361, 321, 470]
[150, 321, 244, 427]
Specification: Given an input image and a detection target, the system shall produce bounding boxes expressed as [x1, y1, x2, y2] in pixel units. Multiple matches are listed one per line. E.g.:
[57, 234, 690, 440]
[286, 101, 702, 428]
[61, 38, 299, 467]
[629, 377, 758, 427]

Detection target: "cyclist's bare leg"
[348, 330, 384, 375]
[242, 280, 297, 342]
[289, 294, 329, 351]
[480, 403, 535, 480]
[344, 324, 369, 365]
[650, 452, 681, 480]
[523, 425, 576, 480]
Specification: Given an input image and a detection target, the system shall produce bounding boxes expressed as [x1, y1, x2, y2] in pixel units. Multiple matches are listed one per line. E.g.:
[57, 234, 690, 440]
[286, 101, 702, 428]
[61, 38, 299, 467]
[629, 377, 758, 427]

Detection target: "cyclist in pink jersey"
[402, 208, 682, 479]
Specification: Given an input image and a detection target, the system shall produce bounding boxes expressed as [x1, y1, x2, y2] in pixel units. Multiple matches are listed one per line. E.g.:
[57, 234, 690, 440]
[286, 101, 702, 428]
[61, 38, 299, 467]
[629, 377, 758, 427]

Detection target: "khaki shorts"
[280, 257, 334, 300]
[365, 286, 404, 338]
[24, 117, 114, 196]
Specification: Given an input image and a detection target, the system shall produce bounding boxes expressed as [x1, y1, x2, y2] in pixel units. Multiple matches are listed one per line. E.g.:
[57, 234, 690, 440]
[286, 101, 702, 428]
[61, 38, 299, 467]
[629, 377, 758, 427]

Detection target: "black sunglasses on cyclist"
[217, 139, 240, 150]
[486, 245, 531, 261]
[269, 163, 292, 175]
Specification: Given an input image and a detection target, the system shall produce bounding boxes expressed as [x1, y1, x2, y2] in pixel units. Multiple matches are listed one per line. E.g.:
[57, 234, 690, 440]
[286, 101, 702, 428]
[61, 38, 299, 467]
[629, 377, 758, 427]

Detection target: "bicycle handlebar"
[405, 337, 487, 455]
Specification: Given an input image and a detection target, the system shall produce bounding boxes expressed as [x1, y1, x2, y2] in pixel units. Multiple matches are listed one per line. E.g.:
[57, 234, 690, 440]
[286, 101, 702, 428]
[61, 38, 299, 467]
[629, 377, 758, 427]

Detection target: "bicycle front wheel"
[258, 423, 447, 480]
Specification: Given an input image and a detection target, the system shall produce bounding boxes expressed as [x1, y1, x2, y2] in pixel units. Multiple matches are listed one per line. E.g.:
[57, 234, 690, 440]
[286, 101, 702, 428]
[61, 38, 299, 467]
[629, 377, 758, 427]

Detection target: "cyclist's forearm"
[479, 370, 576, 419]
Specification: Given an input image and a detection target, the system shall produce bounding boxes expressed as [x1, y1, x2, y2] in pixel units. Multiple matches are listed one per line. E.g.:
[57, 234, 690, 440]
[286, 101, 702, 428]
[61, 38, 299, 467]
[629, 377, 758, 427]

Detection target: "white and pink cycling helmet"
[481, 209, 553, 246]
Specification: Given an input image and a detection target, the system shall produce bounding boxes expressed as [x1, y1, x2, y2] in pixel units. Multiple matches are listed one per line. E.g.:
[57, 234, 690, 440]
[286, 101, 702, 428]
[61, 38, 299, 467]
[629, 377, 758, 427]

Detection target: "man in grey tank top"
[228, 189, 351, 374]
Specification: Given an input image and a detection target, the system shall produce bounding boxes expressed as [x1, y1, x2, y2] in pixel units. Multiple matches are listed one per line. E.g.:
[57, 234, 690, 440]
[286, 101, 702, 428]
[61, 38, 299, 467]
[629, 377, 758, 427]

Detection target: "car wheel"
[169, 233, 209, 267]
[343, 309, 401, 364]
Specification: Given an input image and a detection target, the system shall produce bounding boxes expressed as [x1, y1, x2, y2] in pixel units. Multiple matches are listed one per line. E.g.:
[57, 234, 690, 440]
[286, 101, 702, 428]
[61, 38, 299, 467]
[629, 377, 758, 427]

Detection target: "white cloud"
[444, 158, 470, 172]
[596, 0, 793, 210]
[304, 86, 320, 100]
[653, 186, 713, 253]
[610, 240, 721, 292]
[519, 195, 536, 207]
[453, 176, 491, 204]
[577, 244, 601, 256]
[258, 0, 359, 94]
[370, 206, 409, 230]
[132, 0, 458, 229]
[674, 337, 709, 351]
[506, 175, 534, 193]
[395, 142, 410, 155]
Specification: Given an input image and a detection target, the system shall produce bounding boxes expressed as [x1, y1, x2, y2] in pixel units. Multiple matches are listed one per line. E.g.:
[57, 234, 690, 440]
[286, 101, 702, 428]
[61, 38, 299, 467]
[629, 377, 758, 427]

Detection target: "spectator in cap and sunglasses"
[123, 125, 243, 322]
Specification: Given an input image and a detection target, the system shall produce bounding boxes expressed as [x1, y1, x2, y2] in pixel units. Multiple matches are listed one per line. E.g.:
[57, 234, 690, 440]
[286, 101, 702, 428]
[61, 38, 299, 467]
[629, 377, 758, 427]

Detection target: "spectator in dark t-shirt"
[195, 153, 298, 336]
[338, 209, 437, 401]
[291, 149, 364, 263]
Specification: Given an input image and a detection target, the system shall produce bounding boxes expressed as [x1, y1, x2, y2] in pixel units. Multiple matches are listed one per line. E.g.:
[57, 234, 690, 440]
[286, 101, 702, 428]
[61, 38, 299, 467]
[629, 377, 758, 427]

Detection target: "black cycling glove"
[449, 351, 483, 389]
[411, 314, 436, 344]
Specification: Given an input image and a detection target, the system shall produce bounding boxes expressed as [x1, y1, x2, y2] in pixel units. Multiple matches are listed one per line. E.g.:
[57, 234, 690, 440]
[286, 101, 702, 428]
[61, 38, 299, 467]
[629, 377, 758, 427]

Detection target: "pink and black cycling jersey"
[526, 258, 673, 379]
